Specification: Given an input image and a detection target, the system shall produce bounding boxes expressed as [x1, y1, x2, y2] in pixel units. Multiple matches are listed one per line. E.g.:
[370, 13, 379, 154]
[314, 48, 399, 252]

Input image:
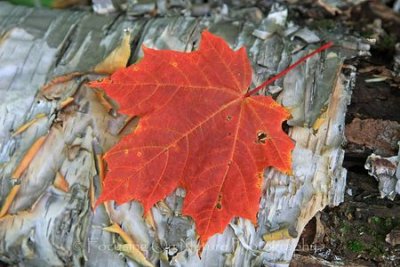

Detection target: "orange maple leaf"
[90, 31, 330, 246]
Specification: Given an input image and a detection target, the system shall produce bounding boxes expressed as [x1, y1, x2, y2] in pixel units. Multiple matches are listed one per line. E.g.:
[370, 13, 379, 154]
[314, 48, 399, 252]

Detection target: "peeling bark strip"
[0, 2, 367, 266]
[0, 135, 47, 218]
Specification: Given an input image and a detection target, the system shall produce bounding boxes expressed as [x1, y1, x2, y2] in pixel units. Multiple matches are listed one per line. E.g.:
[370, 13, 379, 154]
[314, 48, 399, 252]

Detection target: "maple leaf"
[90, 31, 330, 246]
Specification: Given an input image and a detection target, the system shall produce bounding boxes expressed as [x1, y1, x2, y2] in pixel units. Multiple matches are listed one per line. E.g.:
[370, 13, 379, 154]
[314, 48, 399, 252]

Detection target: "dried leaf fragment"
[54, 172, 69, 192]
[0, 135, 48, 217]
[263, 227, 298, 241]
[0, 185, 21, 218]
[13, 135, 47, 178]
[12, 113, 46, 136]
[94, 31, 131, 74]
[103, 223, 153, 267]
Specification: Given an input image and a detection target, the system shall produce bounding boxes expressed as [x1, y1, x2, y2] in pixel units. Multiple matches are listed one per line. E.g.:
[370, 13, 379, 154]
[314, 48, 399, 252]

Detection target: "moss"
[339, 222, 351, 235]
[369, 246, 384, 258]
[8, 0, 54, 7]
[370, 216, 382, 225]
[377, 34, 397, 52]
[360, 29, 374, 38]
[347, 240, 365, 253]
[310, 19, 336, 31]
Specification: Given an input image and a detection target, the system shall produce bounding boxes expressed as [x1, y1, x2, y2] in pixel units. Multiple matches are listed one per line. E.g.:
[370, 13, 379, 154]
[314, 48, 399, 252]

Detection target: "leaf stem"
[245, 41, 334, 97]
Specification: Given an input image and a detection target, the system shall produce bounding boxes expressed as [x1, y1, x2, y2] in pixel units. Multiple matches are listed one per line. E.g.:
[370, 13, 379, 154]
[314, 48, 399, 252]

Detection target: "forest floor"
[290, 1, 400, 266]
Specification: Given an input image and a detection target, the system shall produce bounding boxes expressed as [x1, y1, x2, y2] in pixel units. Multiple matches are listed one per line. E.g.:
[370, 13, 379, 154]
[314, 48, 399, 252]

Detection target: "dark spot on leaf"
[256, 131, 267, 144]
[226, 115, 232, 121]
[216, 194, 222, 209]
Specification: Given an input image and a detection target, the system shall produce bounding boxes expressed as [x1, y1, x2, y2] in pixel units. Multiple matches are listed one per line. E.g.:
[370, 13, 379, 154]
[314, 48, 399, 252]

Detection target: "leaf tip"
[93, 193, 107, 211]
[141, 45, 155, 56]
[87, 80, 102, 89]
[200, 29, 212, 37]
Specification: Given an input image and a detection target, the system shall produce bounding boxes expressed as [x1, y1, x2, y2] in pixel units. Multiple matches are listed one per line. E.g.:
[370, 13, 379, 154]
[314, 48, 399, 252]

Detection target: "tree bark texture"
[0, 2, 368, 266]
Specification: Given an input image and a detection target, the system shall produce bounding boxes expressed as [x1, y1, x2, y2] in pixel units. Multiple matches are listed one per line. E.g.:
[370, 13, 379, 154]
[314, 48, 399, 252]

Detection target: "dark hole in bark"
[282, 121, 290, 134]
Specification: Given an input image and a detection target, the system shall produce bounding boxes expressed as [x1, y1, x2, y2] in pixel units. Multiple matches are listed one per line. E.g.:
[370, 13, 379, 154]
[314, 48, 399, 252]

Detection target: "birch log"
[0, 2, 368, 266]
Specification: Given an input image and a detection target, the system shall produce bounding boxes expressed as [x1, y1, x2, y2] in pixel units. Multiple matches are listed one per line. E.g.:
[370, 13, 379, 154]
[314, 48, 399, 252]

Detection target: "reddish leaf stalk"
[245, 41, 334, 97]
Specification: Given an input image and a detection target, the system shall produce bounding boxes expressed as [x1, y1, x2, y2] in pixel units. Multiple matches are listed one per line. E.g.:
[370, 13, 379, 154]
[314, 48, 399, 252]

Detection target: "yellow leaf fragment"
[103, 223, 153, 267]
[116, 244, 154, 267]
[94, 31, 131, 74]
[0, 185, 21, 218]
[89, 174, 96, 210]
[59, 97, 74, 109]
[312, 109, 328, 131]
[13, 135, 47, 179]
[156, 201, 172, 216]
[104, 223, 135, 244]
[12, 113, 46, 136]
[263, 227, 298, 241]
[0, 135, 48, 218]
[144, 212, 156, 230]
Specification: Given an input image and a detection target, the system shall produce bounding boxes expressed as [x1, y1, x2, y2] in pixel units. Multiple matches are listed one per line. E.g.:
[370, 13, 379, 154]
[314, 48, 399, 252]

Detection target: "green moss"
[347, 240, 365, 253]
[8, 0, 54, 7]
[377, 34, 397, 51]
[310, 19, 336, 31]
[326, 205, 400, 261]
[370, 216, 382, 225]
[339, 222, 351, 235]
[369, 246, 383, 257]
[384, 217, 396, 229]
[360, 29, 374, 38]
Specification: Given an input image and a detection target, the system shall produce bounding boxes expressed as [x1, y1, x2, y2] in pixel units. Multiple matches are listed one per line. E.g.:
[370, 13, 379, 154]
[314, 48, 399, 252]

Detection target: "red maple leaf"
[90, 31, 331, 246]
